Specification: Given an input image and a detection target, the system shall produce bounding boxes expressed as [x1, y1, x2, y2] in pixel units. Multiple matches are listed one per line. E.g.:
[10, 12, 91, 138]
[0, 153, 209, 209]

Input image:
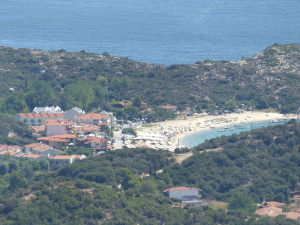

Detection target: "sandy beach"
[131, 111, 297, 151]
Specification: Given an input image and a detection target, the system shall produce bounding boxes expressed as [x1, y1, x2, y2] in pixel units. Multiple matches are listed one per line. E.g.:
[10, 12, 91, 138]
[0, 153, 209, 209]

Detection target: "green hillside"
[0, 122, 299, 224]
[0, 44, 299, 116]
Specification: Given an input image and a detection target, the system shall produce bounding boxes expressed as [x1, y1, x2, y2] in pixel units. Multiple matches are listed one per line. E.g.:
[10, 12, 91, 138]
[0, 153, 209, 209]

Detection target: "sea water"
[0, 0, 299, 65]
[181, 119, 296, 148]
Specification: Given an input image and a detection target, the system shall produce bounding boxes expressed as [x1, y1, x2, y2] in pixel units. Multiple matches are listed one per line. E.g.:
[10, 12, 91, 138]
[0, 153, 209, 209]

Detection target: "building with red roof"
[76, 113, 109, 124]
[37, 134, 77, 148]
[17, 113, 64, 126]
[159, 105, 177, 111]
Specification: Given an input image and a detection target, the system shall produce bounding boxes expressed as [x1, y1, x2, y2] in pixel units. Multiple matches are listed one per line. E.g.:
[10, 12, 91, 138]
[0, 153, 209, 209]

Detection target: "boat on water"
[269, 119, 279, 123]
[228, 128, 234, 131]
[217, 130, 225, 132]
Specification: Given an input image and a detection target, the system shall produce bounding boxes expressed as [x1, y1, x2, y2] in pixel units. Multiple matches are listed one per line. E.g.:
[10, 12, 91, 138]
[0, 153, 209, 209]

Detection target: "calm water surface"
[0, 0, 299, 65]
[182, 120, 295, 148]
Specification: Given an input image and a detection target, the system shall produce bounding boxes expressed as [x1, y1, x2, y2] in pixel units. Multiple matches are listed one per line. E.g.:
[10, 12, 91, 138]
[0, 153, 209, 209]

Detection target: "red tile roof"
[18, 113, 64, 118]
[160, 105, 177, 110]
[284, 212, 300, 220]
[49, 155, 72, 160]
[23, 154, 42, 159]
[18, 113, 27, 118]
[46, 123, 67, 126]
[262, 201, 286, 208]
[163, 187, 200, 192]
[25, 143, 41, 148]
[77, 113, 108, 119]
[51, 134, 77, 139]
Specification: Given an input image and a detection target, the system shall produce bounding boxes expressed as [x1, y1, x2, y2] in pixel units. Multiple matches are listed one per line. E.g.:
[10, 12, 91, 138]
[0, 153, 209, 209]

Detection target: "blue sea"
[0, 0, 299, 65]
[181, 119, 294, 148]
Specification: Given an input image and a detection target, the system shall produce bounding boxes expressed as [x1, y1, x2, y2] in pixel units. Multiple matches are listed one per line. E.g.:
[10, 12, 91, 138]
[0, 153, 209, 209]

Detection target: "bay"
[0, 0, 299, 65]
[181, 120, 295, 148]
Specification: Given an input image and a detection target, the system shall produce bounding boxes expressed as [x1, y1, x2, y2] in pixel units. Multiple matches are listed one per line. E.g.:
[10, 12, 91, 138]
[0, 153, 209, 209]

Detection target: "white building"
[99, 111, 117, 127]
[163, 187, 200, 200]
[64, 107, 85, 121]
[33, 106, 63, 114]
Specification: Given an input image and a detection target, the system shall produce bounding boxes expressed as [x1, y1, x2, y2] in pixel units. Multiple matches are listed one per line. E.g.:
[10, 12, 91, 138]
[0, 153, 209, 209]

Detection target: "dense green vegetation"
[0, 114, 35, 145]
[166, 121, 300, 204]
[0, 123, 299, 224]
[0, 44, 299, 118]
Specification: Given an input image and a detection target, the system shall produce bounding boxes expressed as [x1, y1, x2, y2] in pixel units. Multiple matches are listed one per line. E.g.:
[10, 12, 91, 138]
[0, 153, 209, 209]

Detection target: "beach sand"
[136, 111, 297, 151]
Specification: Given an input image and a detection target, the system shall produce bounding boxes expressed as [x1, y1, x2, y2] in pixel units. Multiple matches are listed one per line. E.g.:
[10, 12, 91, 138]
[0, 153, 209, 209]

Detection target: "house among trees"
[49, 154, 86, 167]
[163, 186, 210, 207]
[159, 105, 177, 111]
[163, 186, 200, 200]
[0, 145, 22, 159]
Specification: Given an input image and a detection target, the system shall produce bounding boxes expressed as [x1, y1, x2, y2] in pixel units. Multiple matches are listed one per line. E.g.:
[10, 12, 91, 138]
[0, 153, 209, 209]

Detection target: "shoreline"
[136, 111, 297, 151]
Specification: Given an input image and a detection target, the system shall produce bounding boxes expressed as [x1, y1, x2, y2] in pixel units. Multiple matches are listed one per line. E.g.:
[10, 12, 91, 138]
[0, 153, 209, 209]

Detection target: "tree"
[9, 171, 28, 190]
[25, 81, 56, 110]
[0, 162, 9, 175]
[24, 163, 34, 180]
[228, 192, 257, 213]
[9, 160, 19, 173]
[39, 159, 50, 172]
[132, 96, 142, 108]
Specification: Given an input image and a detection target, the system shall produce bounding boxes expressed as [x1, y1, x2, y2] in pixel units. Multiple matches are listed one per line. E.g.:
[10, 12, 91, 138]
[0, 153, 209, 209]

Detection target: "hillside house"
[24, 143, 60, 156]
[255, 201, 300, 222]
[23, 154, 46, 160]
[163, 186, 200, 200]
[159, 105, 177, 111]
[49, 154, 86, 167]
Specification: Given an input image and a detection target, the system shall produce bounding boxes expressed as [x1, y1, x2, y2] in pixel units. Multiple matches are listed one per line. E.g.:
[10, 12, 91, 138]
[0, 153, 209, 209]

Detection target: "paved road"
[113, 130, 124, 150]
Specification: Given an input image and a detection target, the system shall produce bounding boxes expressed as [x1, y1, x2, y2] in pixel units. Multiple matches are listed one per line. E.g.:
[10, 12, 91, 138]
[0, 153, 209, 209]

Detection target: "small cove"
[181, 119, 292, 148]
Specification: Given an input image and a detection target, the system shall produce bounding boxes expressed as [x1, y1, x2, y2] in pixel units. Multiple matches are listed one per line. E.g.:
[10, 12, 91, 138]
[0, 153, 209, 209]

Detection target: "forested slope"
[0, 43, 299, 114]
[0, 122, 299, 224]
